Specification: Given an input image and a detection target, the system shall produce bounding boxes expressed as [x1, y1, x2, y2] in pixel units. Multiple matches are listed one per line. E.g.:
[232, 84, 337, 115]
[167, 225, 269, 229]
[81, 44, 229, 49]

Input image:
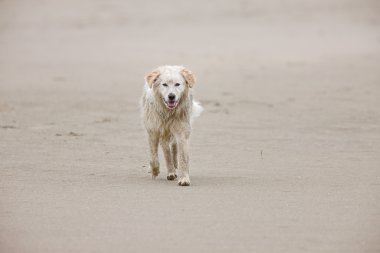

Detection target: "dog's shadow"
[97, 170, 256, 189]
[147, 175, 255, 188]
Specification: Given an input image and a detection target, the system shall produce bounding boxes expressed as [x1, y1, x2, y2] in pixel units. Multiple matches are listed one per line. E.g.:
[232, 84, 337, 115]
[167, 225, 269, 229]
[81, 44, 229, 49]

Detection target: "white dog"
[141, 65, 203, 186]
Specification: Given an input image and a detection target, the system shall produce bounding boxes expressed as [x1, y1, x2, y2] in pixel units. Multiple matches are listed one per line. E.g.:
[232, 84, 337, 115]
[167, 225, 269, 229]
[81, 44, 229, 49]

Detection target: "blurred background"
[1, 0, 379, 252]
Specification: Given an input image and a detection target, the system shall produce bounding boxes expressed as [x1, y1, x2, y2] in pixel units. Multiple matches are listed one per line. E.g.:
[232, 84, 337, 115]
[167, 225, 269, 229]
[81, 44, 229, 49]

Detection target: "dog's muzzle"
[164, 93, 178, 109]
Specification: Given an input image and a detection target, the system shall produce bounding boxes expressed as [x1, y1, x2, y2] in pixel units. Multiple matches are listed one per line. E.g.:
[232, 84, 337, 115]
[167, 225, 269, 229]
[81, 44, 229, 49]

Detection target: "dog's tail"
[192, 100, 203, 118]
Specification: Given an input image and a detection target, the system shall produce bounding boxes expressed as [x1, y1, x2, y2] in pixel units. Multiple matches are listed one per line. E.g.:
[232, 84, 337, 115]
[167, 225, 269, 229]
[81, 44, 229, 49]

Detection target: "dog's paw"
[167, 173, 177, 181]
[150, 165, 160, 179]
[178, 176, 191, 186]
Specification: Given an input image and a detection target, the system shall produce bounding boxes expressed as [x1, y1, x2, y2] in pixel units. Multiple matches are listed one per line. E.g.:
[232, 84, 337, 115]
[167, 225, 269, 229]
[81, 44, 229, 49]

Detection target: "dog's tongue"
[168, 100, 176, 107]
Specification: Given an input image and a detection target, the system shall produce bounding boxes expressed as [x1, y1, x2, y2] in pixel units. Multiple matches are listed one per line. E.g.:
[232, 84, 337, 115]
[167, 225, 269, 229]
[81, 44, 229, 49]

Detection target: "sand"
[1, 0, 380, 252]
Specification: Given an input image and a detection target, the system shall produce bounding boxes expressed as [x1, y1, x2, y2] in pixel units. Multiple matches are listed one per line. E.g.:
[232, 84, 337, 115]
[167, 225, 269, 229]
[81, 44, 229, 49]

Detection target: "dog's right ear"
[145, 69, 160, 88]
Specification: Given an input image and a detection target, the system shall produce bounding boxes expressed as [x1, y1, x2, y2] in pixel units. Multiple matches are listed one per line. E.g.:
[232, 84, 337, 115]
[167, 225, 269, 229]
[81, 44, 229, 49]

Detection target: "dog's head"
[145, 66, 195, 110]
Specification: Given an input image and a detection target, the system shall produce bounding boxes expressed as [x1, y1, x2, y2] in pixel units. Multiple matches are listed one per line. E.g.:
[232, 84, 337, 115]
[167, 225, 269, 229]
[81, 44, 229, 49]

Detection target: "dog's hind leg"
[148, 132, 160, 179]
[161, 140, 177, 180]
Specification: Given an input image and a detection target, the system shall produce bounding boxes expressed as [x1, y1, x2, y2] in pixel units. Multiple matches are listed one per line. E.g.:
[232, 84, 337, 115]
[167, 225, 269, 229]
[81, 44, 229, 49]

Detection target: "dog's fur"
[141, 65, 203, 186]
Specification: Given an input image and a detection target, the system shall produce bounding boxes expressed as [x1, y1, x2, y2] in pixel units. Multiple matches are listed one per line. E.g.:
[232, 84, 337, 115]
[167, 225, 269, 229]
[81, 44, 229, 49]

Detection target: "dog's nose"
[168, 93, 175, 100]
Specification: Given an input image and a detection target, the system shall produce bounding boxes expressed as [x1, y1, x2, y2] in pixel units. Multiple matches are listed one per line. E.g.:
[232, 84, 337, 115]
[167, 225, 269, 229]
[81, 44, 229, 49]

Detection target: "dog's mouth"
[163, 98, 179, 109]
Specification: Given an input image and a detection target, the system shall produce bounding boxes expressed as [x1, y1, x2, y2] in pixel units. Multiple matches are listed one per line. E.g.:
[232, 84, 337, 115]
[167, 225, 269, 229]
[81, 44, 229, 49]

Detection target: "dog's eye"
[175, 83, 180, 87]
[162, 83, 168, 87]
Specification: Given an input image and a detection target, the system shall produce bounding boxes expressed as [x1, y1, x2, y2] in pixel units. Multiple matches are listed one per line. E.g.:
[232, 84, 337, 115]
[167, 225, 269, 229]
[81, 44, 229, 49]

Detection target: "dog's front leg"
[161, 140, 176, 181]
[176, 135, 190, 186]
[148, 132, 160, 179]
[171, 142, 178, 172]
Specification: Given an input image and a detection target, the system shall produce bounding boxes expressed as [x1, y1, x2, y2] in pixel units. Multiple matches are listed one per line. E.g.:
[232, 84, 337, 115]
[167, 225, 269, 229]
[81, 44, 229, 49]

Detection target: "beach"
[1, 0, 380, 252]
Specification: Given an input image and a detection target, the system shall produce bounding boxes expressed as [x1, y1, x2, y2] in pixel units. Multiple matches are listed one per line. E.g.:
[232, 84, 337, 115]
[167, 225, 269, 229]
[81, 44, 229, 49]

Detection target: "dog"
[141, 65, 203, 186]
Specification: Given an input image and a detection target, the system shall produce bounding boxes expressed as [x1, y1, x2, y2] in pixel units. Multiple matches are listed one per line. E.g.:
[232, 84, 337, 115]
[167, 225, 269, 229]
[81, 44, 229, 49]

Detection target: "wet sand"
[1, 0, 380, 252]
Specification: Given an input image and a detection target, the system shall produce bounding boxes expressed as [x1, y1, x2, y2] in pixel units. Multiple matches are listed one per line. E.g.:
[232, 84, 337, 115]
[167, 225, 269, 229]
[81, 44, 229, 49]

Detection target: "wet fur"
[141, 66, 202, 186]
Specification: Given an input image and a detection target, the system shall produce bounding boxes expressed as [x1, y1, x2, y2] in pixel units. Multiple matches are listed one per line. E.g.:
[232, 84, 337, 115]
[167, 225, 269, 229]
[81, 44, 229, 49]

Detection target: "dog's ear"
[145, 69, 160, 88]
[181, 68, 195, 88]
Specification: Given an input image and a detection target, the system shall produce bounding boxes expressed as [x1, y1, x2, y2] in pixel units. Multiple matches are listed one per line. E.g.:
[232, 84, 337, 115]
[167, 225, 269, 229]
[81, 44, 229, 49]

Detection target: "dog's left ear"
[181, 68, 196, 88]
[145, 69, 160, 88]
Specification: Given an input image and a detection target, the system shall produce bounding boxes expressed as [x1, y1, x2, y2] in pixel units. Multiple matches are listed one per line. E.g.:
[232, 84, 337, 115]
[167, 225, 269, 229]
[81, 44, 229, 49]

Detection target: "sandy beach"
[1, 0, 380, 252]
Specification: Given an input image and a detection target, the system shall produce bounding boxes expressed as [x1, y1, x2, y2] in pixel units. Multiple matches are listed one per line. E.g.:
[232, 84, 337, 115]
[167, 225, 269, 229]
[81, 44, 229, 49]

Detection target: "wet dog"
[141, 66, 203, 186]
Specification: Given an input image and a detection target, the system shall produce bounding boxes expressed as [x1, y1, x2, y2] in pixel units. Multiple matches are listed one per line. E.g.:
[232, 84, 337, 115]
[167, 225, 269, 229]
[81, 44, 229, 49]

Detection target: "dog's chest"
[145, 107, 187, 134]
